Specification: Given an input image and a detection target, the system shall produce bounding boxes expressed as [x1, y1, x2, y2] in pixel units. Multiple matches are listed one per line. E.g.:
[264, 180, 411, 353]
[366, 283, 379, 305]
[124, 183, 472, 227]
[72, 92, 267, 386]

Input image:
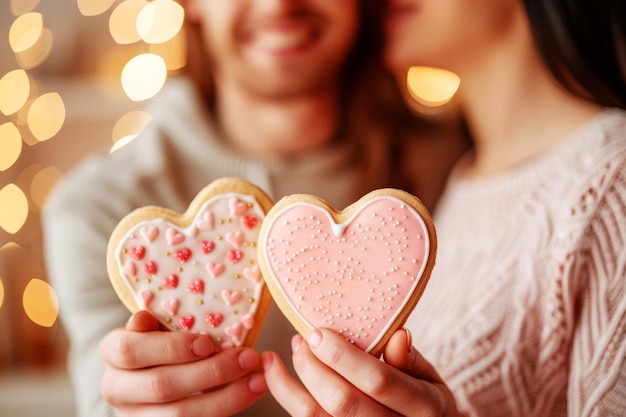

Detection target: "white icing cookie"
[257, 189, 437, 357]
[107, 178, 274, 349]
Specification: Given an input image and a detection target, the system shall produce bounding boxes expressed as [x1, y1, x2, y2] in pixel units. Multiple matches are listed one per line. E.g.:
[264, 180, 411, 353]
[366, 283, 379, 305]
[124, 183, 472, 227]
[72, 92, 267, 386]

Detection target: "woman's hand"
[262, 328, 459, 416]
[99, 311, 267, 417]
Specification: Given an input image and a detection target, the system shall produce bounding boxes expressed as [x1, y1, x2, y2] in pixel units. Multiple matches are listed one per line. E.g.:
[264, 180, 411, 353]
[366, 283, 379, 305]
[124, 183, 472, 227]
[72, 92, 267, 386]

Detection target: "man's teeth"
[255, 30, 311, 51]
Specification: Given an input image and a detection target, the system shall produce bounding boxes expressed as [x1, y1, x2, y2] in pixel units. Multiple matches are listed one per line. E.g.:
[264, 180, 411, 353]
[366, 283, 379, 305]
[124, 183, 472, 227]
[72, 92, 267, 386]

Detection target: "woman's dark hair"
[524, 0, 626, 109]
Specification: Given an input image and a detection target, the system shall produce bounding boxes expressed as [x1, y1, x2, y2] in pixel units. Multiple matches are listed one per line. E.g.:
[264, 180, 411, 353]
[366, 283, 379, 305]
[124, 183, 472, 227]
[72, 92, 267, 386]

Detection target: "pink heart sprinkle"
[229, 197, 248, 216]
[199, 240, 215, 254]
[225, 231, 244, 248]
[143, 260, 157, 275]
[187, 279, 205, 295]
[161, 299, 180, 316]
[140, 226, 159, 243]
[166, 228, 185, 246]
[221, 289, 241, 306]
[205, 313, 223, 328]
[123, 260, 136, 277]
[240, 215, 257, 230]
[129, 246, 145, 260]
[225, 322, 243, 342]
[227, 249, 243, 264]
[162, 274, 179, 289]
[139, 290, 154, 307]
[197, 211, 214, 231]
[174, 248, 192, 263]
[240, 313, 255, 330]
[179, 315, 195, 330]
[243, 266, 261, 283]
[206, 262, 225, 278]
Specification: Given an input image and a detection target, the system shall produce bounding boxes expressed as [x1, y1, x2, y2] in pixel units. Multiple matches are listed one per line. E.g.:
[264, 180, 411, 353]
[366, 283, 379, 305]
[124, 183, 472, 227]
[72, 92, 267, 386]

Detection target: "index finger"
[304, 328, 449, 415]
[99, 327, 214, 369]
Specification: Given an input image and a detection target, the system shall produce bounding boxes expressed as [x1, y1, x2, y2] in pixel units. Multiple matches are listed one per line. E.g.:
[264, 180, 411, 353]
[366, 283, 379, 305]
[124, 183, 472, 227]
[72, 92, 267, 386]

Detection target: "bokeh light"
[0, 69, 31, 116]
[22, 278, 59, 328]
[0, 122, 23, 171]
[407, 66, 461, 108]
[30, 166, 63, 210]
[137, 0, 184, 44]
[10, 0, 40, 16]
[121, 53, 167, 101]
[0, 277, 4, 311]
[109, 0, 148, 44]
[27, 92, 66, 141]
[0, 183, 29, 235]
[150, 29, 186, 71]
[15, 27, 53, 69]
[77, 0, 116, 17]
[9, 12, 43, 53]
[112, 110, 153, 142]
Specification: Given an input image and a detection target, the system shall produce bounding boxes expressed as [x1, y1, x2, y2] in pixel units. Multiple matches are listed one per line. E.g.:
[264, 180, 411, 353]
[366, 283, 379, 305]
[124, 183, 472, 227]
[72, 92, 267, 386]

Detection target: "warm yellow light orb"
[15, 28, 53, 69]
[150, 30, 187, 71]
[112, 110, 153, 143]
[10, 0, 40, 15]
[22, 278, 59, 328]
[109, 0, 149, 44]
[9, 12, 43, 53]
[27, 92, 66, 141]
[77, 0, 116, 16]
[0, 183, 29, 234]
[0, 69, 31, 116]
[0, 122, 23, 171]
[30, 166, 63, 210]
[121, 53, 167, 101]
[406, 66, 461, 107]
[137, 0, 184, 44]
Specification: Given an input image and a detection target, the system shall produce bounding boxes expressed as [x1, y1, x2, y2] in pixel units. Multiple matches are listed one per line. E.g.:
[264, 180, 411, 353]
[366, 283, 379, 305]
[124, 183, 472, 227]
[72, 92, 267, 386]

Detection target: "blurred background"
[0, 1, 460, 415]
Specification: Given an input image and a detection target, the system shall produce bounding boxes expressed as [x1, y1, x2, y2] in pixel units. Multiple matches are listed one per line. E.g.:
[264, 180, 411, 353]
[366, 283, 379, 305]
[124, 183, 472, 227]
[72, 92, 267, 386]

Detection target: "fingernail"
[191, 337, 213, 357]
[261, 352, 274, 370]
[404, 328, 413, 353]
[248, 373, 267, 395]
[306, 329, 322, 349]
[238, 349, 260, 370]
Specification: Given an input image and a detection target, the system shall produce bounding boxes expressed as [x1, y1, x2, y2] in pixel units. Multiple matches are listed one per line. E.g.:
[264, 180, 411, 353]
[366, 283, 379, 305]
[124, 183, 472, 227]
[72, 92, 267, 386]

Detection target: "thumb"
[384, 328, 444, 384]
[125, 310, 163, 332]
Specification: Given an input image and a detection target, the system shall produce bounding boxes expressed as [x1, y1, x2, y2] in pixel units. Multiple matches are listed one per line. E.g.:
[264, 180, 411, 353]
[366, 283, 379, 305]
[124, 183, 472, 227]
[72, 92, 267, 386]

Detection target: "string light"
[0, 184, 29, 235]
[22, 278, 59, 328]
[0, 122, 23, 171]
[0, 69, 31, 115]
[406, 66, 461, 109]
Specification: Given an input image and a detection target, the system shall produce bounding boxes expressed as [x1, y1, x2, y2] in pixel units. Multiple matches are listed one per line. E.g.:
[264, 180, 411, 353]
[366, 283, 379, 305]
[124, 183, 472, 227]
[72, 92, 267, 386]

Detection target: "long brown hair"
[524, 0, 626, 109]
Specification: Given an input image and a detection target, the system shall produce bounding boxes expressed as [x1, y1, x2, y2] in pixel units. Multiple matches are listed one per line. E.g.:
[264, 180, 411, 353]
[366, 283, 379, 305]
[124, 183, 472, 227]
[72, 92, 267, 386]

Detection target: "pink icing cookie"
[107, 178, 274, 349]
[257, 189, 437, 357]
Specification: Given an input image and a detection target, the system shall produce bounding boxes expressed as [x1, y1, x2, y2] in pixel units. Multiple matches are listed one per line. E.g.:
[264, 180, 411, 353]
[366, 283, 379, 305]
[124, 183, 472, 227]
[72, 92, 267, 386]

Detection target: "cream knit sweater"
[407, 109, 626, 416]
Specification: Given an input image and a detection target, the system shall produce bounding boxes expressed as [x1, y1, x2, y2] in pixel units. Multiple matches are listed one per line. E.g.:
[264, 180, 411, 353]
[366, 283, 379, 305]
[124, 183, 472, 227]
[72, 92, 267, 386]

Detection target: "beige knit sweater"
[407, 109, 626, 416]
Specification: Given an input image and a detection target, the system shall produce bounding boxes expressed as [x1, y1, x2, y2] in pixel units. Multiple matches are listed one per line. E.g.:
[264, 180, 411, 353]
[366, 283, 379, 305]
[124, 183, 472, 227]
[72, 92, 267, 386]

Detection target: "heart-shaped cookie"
[107, 178, 274, 349]
[257, 189, 436, 357]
